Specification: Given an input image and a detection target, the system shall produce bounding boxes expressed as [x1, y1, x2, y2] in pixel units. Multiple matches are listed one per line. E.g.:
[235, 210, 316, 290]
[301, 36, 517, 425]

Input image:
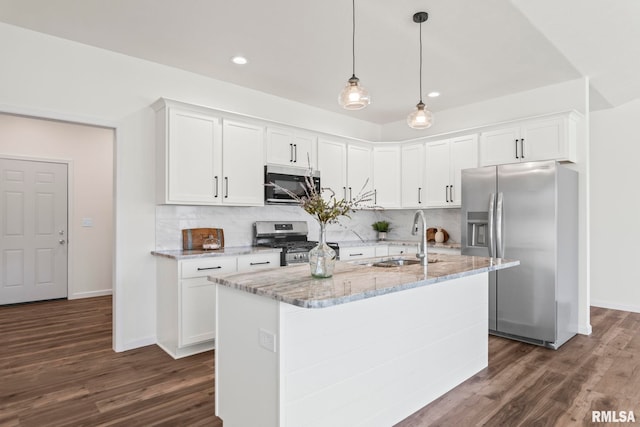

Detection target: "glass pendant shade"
[338, 76, 370, 110]
[407, 102, 433, 129]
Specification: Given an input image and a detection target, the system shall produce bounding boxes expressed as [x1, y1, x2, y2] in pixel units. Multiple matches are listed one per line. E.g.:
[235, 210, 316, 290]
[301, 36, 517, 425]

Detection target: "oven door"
[265, 165, 320, 204]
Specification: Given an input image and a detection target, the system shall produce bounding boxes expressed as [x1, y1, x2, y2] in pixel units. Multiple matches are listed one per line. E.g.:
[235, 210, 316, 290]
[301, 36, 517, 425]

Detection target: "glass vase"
[309, 223, 336, 278]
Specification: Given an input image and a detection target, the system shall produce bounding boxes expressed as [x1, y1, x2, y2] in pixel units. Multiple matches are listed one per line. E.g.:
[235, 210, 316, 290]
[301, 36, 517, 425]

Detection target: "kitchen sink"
[370, 257, 440, 268]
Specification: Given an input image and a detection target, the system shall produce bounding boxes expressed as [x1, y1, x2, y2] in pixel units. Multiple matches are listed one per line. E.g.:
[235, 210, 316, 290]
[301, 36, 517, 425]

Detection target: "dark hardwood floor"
[1, 297, 638, 426]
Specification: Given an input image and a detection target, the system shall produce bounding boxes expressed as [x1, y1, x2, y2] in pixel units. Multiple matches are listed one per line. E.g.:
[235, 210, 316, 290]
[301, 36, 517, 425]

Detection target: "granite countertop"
[338, 239, 461, 250]
[209, 253, 518, 309]
[151, 246, 281, 260]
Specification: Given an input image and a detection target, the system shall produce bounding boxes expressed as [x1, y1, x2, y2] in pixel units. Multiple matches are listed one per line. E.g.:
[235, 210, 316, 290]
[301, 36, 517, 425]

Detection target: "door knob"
[59, 239, 66, 245]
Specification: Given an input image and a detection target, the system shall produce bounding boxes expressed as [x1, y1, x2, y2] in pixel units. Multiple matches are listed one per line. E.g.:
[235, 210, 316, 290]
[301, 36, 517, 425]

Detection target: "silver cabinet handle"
[214, 176, 219, 198]
[449, 185, 454, 203]
[374, 189, 377, 205]
[520, 138, 525, 159]
[515, 139, 519, 159]
[349, 253, 363, 257]
[250, 261, 271, 266]
[445, 185, 450, 203]
[290, 144, 294, 162]
[294, 144, 298, 162]
[349, 187, 353, 201]
[197, 266, 222, 271]
[496, 192, 504, 258]
[224, 177, 229, 198]
[418, 187, 422, 204]
[343, 187, 347, 199]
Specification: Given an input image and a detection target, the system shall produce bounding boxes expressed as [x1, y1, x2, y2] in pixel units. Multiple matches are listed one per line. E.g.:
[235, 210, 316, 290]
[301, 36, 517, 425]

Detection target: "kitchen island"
[209, 253, 519, 427]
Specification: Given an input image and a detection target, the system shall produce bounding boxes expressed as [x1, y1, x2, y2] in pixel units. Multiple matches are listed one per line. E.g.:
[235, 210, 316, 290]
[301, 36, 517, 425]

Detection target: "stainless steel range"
[253, 221, 340, 266]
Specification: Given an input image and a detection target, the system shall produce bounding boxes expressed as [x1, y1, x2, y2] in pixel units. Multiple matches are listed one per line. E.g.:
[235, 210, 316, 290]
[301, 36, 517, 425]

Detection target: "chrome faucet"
[411, 210, 428, 267]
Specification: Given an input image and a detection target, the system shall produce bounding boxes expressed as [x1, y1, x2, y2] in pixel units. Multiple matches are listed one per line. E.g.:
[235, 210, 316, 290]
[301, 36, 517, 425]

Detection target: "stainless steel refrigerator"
[461, 160, 578, 349]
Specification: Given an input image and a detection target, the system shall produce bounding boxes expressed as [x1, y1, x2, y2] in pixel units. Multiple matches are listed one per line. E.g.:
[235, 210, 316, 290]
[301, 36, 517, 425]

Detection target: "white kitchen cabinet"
[425, 134, 478, 208]
[401, 142, 427, 208]
[266, 126, 316, 169]
[154, 99, 264, 206]
[347, 143, 373, 202]
[373, 145, 402, 208]
[479, 113, 579, 166]
[340, 245, 377, 260]
[317, 138, 348, 201]
[222, 120, 265, 205]
[374, 245, 389, 257]
[155, 103, 222, 204]
[156, 256, 236, 358]
[237, 252, 281, 273]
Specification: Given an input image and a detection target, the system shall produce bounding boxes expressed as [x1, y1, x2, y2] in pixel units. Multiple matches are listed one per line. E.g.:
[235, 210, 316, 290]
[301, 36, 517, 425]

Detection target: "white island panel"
[216, 271, 488, 427]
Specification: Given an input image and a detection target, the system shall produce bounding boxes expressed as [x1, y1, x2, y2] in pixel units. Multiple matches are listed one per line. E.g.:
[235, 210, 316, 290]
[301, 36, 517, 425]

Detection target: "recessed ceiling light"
[427, 91, 440, 98]
[231, 56, 248, 65]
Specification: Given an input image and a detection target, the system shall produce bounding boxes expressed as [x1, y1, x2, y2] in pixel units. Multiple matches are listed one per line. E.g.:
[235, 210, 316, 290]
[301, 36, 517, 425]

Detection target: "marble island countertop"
[209, 253, 518, 309]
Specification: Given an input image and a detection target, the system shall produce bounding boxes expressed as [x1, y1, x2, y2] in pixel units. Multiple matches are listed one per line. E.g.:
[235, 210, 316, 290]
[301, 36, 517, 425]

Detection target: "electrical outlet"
[258, 328, 276, 352]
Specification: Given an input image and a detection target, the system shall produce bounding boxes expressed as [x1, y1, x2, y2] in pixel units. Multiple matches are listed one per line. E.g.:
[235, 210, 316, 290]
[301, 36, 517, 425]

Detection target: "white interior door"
[1, 158, 68, 304]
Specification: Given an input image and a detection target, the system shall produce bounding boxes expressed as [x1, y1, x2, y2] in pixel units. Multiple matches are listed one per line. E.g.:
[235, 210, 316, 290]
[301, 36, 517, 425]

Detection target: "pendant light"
[407, 11, 433, 129]
[338, 0, 370, 110]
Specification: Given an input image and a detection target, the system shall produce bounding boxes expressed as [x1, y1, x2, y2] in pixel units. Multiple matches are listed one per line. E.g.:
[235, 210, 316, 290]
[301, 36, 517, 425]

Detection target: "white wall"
[0, 114, 114, 299]
[590, 99, 640, 312]
[0, 22, 380, 351]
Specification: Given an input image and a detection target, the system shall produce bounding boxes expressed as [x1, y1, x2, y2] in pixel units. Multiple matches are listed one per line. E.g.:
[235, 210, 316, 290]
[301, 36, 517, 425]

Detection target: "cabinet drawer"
[341, 246, 377, 260]
[237, 253, 280, 272]
[181, 257, 237, 278]
[388, 245, 417, 256]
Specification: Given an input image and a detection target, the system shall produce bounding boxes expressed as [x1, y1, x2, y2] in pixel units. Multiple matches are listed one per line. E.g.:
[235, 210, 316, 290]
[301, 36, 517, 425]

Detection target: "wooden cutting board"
[182, 228, 225, 250]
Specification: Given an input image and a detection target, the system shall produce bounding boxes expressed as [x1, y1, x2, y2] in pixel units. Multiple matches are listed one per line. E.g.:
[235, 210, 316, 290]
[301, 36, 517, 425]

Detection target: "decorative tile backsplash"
[155, 205, 461, 250]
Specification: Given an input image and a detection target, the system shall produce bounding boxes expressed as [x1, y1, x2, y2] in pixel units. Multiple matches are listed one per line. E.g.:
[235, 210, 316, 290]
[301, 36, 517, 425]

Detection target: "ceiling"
[0, 0, 637, 125]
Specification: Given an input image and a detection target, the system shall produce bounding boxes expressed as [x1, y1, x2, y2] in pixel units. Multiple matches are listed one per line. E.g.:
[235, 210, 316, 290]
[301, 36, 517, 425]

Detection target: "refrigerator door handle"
[496, 192, 504, 258]
[488, 192, 496, 257]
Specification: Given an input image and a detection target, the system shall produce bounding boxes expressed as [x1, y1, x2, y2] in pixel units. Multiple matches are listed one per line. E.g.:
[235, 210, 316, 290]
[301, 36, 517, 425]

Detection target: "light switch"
[81, 217, 94, 227]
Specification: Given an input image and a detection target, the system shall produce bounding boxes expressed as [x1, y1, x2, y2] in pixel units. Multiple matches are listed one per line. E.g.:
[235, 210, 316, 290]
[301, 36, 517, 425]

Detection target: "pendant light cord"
[419, 20, 423, 103]
[352, 0, 356, 78]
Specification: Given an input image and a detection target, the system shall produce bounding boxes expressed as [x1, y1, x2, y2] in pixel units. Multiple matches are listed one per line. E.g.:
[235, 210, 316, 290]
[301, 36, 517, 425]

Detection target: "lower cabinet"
[156, 252, 279, 359]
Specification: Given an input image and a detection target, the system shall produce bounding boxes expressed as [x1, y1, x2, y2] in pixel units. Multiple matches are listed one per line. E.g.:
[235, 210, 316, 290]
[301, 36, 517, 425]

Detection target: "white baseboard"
[578, 324, 592, 335]
[68, 289, 112, 299]
[591, 300, 640, 314]
[113, 335, 156, 353]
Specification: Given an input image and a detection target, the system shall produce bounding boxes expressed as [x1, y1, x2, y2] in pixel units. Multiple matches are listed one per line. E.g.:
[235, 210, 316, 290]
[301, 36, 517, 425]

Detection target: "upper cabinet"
[266, 126, 316, 169]
[154, 99, 264, 206]
[425, 134, 478, 208]
[317, 138, 348, 201]
[317, 139, 373, 203]
[373, 145, 402, 208]
[347, 143, 373, 202]
[401, 142, 426, 208]
[221, 120, 265, 205]
[479, 112, 579, 167]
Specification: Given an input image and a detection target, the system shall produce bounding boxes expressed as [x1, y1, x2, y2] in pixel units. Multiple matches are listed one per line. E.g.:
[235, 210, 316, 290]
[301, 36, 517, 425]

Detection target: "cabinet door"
[266, 127, 316, 169]
[479, 126, 520, 166]
[401, 143, 426, 208]
[425, 140, 451, 208]
[222, 120, 265, 205]
[521, 117, 567, 162]
[373, 145, 401, 208]
[167, 107, 222, 204]
[180, 277, 216, 347]
[449, 134, 478, 206]
[318, 138, 348, 201]
[347, 144, 373, 202]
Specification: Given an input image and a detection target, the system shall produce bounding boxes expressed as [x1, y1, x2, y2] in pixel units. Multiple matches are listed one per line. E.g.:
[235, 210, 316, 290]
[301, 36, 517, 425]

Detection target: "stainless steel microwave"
[264, 164, 320, 204]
